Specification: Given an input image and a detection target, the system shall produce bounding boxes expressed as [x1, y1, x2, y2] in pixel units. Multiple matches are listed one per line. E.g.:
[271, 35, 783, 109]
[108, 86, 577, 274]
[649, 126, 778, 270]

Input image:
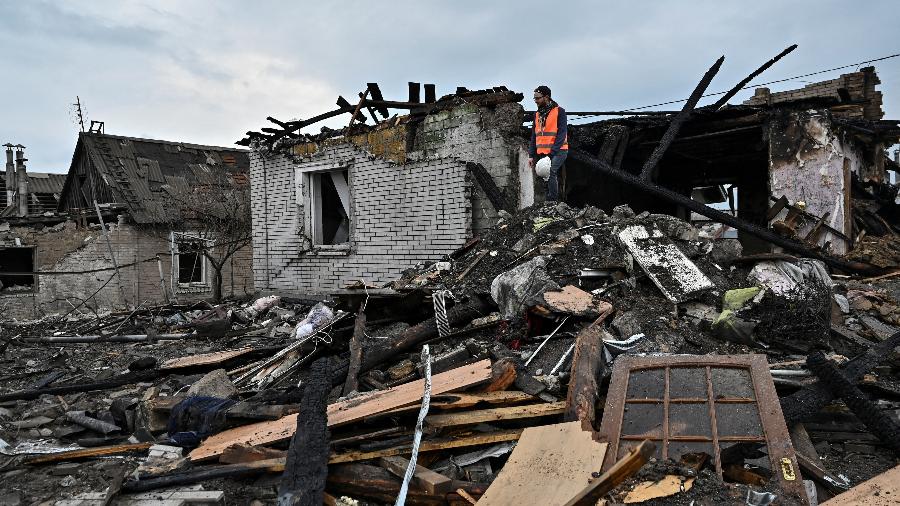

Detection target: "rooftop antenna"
[73, 96, 86, 132]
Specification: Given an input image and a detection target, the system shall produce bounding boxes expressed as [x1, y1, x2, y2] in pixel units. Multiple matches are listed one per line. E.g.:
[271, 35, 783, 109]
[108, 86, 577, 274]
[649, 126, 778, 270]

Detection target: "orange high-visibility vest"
[534, 107, 568, 155]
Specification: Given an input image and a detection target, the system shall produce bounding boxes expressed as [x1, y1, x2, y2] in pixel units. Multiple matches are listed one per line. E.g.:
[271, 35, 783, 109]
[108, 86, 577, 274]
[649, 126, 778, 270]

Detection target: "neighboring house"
[0, 133, 254, 319]
[248, 88, 537, 293]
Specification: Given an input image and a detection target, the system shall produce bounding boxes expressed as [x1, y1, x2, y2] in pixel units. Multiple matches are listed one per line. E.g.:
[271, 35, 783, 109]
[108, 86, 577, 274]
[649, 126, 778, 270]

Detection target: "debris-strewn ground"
[2, 201, 899, 505]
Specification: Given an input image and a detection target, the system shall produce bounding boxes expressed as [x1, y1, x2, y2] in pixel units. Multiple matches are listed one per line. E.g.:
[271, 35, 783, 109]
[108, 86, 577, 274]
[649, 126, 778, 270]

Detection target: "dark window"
[0, 247, 36, 293]
[172, 234, 208, 285]
[308, 170, 350, 245]
[177, 248, 203, 284]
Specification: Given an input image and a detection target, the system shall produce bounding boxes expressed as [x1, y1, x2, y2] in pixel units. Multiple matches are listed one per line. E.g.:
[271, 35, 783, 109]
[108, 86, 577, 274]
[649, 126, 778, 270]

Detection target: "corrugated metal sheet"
[0, 172, 67, 215]
[71, 133, 250, 224]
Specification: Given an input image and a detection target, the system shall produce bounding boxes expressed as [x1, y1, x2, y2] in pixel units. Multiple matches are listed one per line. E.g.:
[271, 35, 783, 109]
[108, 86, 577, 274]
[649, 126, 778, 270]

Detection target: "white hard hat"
[535, 156, 552, 180]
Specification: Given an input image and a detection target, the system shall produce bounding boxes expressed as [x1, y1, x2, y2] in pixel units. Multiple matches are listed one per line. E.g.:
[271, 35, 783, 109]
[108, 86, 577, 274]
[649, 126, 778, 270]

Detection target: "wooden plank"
[189, 359, 493, 461]
[377, 391, 536, 417]
[481, 358, 517, 392]
[25, 442, 152, 465]
[160, 348, 254, 370]
[328, 429, 523, 464]
[326, 463, 485, 506]
[477, 422, 608, 506]
[820, 464, 900, 505]
[379, 455, 453, 495]
[562, 440, 656, 506]
[220, 444, 286, 465]
[424, 401, 565, 429]
[430, 390, 535, 409]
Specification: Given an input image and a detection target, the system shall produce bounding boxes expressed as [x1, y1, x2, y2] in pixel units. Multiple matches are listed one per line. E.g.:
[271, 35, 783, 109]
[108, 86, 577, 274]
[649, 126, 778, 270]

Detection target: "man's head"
[534, 85, 552, 107]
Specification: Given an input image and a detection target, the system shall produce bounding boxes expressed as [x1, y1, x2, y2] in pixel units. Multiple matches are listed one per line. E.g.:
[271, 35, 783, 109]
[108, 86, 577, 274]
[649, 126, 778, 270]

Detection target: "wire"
[573, 52, 900, 116]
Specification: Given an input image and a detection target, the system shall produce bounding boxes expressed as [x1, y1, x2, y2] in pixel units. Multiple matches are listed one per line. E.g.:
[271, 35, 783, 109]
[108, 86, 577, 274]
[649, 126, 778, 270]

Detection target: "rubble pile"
[1, 202, 900, 505]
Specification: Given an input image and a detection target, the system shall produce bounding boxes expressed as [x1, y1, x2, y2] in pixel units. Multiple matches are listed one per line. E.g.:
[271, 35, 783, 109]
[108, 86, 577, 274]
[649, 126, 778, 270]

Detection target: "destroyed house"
[247, 86, 538, 292]
[563, 66, 899, 257]
[246, 68, 898, 296]
[0, 132, 254, 319]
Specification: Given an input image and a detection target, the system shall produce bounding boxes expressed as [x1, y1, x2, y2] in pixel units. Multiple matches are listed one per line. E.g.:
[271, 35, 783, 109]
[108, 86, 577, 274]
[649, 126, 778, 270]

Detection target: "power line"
[571, 52, 900, 117]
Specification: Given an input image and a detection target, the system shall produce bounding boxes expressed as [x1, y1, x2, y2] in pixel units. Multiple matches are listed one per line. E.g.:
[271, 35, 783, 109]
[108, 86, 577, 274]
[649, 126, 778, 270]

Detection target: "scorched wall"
[250, 101, 532, 292]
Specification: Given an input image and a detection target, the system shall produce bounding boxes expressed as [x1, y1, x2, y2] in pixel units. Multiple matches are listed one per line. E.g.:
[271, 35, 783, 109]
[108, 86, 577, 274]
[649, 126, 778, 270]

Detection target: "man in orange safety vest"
[529, 85, 568, 202]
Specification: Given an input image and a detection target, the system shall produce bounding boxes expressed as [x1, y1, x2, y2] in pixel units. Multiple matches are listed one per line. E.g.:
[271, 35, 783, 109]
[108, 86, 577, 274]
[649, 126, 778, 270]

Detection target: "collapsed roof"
[57, 132, 251, 224]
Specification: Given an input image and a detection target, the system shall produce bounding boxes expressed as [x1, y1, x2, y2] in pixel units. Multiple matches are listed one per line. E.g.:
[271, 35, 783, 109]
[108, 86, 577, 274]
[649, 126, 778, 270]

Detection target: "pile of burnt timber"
[3, 196, 900, 505]
[237, 82, 524, 149]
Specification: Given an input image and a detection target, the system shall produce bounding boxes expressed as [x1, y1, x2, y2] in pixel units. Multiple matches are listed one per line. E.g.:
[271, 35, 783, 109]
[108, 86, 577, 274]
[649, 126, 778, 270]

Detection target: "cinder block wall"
[0, 221, 253, 319]
[250, 101, 527, 292]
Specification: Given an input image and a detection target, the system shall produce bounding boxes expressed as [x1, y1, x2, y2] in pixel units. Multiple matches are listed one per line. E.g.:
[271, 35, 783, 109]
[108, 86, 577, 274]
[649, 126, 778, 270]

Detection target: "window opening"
[308, 169, 350, 245]
[172, 233, 209, 286]
[0, 247, 36, 293]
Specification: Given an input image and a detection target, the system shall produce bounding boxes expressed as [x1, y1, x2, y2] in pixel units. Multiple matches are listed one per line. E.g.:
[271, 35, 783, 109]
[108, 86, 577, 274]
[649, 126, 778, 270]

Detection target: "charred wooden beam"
[330, 296, 493, 388]
[806, 351, 900, 455]
[366, 83, 390, 117]
[568, 148, 882, 275]
[564, 305, 613, 431]
[639, 55, 724, 181]
[782, 330, 900, 423]
[122, 458, 286, 493]
[267, 116, 292, 129]
[467, 162, 511, 213]
[327, 463, 487, 505]
[342, 309, 367, 395]
[348, 90, 370, 130]
[278, 358, 331, 505]
[711, 44, 798, 110]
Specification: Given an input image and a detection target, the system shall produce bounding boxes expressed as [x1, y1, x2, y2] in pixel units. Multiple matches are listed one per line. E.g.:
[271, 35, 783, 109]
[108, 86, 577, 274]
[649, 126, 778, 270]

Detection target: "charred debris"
[1, 48, 900, 505]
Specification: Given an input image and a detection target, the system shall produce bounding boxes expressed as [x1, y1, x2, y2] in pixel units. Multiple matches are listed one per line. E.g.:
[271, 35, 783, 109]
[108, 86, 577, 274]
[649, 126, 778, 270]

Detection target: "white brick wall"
[250, 100, 528, 292]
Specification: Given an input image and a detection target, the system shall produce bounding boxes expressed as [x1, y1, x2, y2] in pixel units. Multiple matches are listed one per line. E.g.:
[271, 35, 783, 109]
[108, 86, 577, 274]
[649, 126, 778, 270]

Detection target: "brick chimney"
[15, 145, 27, 217]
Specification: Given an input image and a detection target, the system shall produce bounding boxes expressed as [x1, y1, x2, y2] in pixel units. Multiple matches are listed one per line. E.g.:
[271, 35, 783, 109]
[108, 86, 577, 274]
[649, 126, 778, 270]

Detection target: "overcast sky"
[1, 0, 898, 173]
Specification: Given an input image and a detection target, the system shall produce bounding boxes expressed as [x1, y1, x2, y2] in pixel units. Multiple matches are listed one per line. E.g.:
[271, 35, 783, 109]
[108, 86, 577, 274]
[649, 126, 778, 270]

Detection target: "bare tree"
[165, 169, 251, 302]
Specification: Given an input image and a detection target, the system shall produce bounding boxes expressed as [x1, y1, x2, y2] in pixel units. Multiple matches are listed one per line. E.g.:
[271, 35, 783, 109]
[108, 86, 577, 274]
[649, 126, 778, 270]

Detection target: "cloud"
[0, 0, 897, 172]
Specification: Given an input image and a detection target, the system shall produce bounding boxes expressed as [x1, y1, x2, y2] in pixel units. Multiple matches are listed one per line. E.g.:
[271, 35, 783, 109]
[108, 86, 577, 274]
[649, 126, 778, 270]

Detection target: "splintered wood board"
[329, 429, 523, 464]
[617, 224, 714, 303]
[377, 391, 537, 417]
[476, 421, 608, 506]
[424, 401, 565, 429]
[161, 348, 255, 370]
[189, 359, 493, 462]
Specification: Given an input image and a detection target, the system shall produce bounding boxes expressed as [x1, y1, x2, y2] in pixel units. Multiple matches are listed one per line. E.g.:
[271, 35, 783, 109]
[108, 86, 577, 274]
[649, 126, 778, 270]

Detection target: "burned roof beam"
[639, 55, 725, 181]
[569, 147, 882, 275]
[710, 44, 798, 111]
[366, 83, 390, 118]
[267, 116, 292, 129]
